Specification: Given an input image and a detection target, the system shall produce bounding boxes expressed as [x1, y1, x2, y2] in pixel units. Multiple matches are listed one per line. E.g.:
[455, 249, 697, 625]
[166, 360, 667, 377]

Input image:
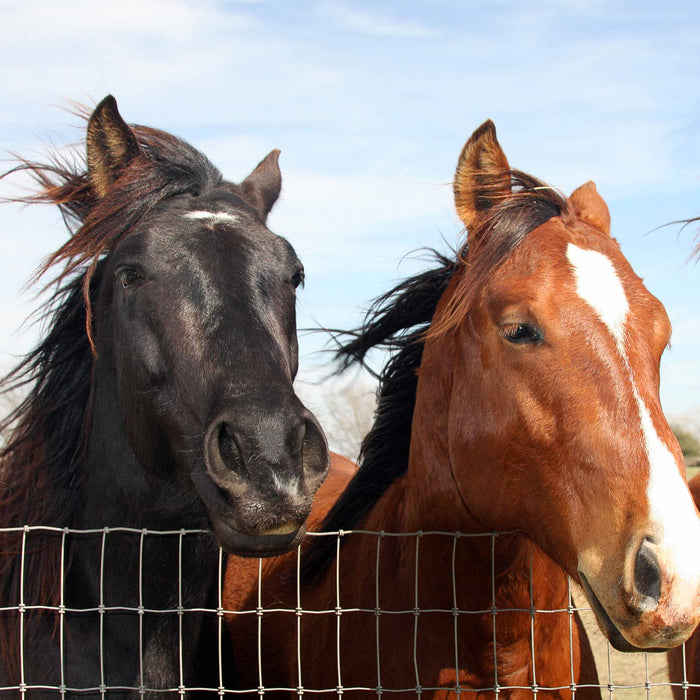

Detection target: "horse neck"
[72, 357, 218, 606]
[400, 322, 476, 533]
[361, 320, 569, 617]
[357, 480, 568, 636]
[81, 357, 204, 529]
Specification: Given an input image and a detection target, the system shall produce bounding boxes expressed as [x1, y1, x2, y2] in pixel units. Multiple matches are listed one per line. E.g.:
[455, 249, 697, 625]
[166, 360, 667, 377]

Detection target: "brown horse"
[668, 473, 700, 698]
[223, 121, 700, 698]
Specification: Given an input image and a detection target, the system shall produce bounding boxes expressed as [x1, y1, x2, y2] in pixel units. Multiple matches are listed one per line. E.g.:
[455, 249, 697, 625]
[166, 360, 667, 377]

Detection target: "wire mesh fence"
[0, 526, 696, 697]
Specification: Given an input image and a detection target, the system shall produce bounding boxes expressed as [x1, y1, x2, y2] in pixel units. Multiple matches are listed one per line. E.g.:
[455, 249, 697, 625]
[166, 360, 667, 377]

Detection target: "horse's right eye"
[117, 269, 142, 289]
[501, 323, 544, 345]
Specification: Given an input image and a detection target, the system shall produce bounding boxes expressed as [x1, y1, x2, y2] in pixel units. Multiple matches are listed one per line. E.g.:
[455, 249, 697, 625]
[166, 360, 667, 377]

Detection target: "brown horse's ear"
[454, 120, 511, 231]
[240, 149, 282, 222]
[569, 181, 611, 236]
[86, 96, 142, 199]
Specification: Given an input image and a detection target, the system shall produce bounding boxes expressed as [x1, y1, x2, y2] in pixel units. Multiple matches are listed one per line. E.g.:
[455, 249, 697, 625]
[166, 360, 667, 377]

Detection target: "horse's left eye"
[291, 269, 305, 290]
[501, 323, 544, 345]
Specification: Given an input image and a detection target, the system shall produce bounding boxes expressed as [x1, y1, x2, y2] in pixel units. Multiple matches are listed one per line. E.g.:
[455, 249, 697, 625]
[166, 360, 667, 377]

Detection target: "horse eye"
[118, 268, 142, 289]
[501, 323, 543, 345]
[291, 269, 305, 290]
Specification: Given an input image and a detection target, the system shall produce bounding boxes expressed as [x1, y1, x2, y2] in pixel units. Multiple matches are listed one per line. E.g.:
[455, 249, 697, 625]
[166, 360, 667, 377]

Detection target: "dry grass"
[577, 601, 674, 699]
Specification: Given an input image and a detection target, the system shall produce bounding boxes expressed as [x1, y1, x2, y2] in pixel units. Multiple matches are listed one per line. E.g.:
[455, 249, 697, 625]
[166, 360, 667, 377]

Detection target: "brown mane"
[6, 122, 223, 349]
[430, 170, 568, 338]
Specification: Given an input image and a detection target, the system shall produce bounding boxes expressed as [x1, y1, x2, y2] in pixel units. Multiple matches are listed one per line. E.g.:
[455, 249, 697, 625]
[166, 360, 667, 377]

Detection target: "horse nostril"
[302, 418, 329, 475]
[217, 423, 246, 477]
[634, 538, 662, 606]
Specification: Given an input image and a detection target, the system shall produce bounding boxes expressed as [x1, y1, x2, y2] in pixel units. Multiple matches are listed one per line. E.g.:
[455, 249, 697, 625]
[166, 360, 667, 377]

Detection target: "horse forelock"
[6, 123, 223, 351]
[430, 170, 568, 339]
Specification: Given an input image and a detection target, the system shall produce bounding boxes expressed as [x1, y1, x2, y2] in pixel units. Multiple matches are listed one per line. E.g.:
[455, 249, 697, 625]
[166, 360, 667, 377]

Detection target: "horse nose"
[622, 531, 700, 646]
[633, 537, 661, 608]
[205, 404, 329, 497]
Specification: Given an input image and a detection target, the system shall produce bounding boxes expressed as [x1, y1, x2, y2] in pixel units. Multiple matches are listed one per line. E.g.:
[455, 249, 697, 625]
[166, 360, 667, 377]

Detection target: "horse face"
[100, 195, 328, 555]
[87, 97, 328, 556]
[449, 121, 700, 651]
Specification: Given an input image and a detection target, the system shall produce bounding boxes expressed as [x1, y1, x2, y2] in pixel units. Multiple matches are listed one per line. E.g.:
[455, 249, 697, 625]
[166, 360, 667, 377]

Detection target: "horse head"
[430, 120, 700, 651]
[84, 96, 329, 555]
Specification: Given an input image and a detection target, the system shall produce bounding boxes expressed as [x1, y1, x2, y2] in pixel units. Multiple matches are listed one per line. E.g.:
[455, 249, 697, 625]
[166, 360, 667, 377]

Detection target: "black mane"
[0, 122, 224, 526]
[302, 171, 567, 583]
[0, 123, 224, 666]
[301, 253, 456, 582]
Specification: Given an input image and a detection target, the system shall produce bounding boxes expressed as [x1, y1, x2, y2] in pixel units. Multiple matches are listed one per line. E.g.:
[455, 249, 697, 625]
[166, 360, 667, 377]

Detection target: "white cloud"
[320, 2, 439, 39]
[1, 0, 254, 43]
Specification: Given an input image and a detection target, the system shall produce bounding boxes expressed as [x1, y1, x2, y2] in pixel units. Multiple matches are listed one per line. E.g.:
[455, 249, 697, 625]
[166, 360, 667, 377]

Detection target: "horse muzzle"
[578, 527, 700, 652]
[197, 403, 330, 556]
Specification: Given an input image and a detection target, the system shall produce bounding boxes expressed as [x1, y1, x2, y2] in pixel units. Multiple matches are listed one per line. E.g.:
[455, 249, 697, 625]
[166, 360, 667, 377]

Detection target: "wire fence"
[0, 525, 695, 697]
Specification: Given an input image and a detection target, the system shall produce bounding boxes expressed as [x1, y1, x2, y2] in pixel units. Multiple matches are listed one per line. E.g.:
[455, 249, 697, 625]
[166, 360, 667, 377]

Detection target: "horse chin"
[210, 517, 306, 557]
[578, 572, 666, 654]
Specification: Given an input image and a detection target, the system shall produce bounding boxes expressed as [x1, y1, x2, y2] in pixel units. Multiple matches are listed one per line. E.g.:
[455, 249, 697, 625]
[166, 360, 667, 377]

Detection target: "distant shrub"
[672, 424, 700, 459]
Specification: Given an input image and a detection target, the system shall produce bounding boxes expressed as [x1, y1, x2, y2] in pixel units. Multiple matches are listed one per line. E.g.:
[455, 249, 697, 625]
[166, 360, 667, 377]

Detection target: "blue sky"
[1, 0, 699, 421]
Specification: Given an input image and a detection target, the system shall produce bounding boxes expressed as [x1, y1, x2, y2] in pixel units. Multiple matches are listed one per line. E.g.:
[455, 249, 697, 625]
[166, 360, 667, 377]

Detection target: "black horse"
[0, 96, 329, 695]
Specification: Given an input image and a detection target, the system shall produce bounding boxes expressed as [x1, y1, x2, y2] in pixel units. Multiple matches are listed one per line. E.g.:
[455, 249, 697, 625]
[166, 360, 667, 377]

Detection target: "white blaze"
[184, 210, 241, 225]
[567, 243, 700, 584]
[567, 244, 628, 354]
[271, 472, 303, 502]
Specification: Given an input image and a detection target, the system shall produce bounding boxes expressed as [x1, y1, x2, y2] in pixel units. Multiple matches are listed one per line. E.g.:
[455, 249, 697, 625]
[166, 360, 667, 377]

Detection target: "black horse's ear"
[240, 149, 282, 222]
[454, 120, 511, 233]
[87, 95, 142, 199]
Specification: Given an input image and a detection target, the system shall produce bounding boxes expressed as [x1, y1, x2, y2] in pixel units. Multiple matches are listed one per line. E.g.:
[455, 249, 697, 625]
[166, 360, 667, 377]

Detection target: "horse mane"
[0, 115, 223, 672]
[431, 170, 568, 338]
[674, 216, 700, 261]
[6, 120, 223, 347]
[302, 170, 567, 583]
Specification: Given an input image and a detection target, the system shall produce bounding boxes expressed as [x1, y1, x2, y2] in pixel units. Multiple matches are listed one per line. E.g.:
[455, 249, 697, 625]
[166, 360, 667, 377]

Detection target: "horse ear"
[569, 181, 610, 235]
[87, 95, 141, 199]
[454, 120, 511, 231]
[241, 149, 282, 222]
